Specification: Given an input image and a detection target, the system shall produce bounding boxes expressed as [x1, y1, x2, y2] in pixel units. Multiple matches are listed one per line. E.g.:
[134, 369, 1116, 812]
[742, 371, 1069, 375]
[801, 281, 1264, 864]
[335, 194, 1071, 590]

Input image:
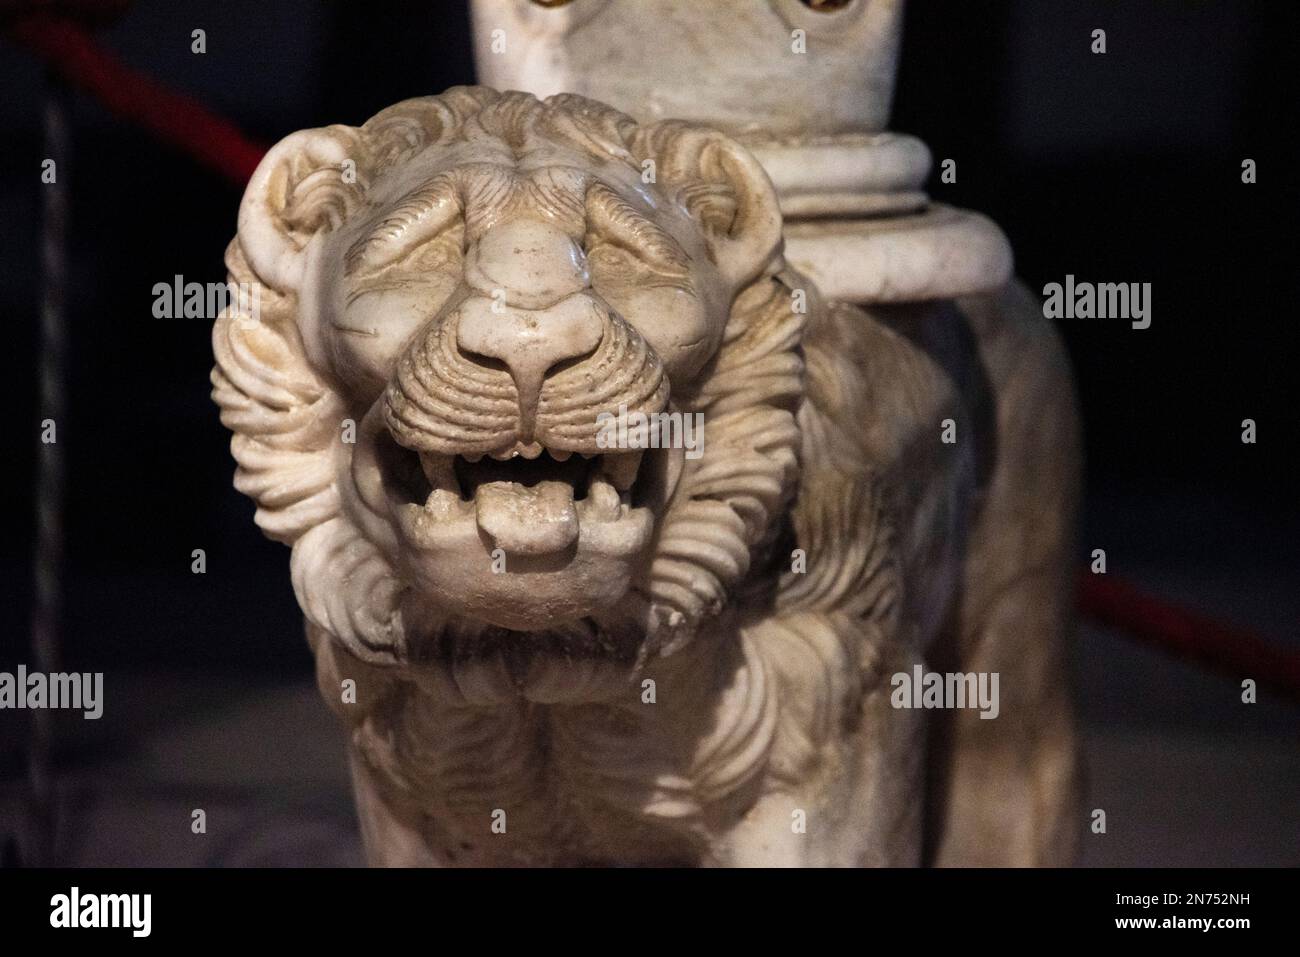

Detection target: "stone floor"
[2, 609, 1296, 867]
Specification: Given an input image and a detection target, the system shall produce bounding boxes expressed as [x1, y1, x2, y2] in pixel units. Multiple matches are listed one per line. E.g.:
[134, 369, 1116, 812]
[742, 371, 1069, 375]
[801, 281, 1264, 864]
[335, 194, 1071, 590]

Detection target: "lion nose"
[455, 294, 605, 438]
[464, 218, 590, 310]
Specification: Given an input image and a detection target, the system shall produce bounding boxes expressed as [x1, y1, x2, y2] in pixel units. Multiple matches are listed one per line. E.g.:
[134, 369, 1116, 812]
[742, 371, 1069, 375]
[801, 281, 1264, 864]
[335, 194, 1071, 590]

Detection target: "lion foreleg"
[715, 612, 925, 866]
[349, 747, 446, 867]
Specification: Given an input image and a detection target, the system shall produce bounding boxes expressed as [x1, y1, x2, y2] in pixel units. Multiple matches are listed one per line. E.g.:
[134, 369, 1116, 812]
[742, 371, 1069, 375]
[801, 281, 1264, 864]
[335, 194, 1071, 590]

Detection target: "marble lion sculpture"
[212, 86, 1080, 866]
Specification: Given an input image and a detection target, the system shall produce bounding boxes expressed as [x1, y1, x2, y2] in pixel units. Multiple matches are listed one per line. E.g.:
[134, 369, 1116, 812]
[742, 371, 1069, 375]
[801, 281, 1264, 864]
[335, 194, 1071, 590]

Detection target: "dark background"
[0, 1, 1296, 865]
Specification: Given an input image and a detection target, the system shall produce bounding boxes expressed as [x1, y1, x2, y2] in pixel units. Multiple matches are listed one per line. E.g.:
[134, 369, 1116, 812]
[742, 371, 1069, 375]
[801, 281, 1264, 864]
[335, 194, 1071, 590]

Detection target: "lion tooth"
[517, 442, 544, 460]
[489, 447, 515, 461]
[601, 450, 643, 492]
[587, 477, 621, 519]
[423, 488, 463, 518]
[550, 448, 572, 462]
[463, 452, 484, 464]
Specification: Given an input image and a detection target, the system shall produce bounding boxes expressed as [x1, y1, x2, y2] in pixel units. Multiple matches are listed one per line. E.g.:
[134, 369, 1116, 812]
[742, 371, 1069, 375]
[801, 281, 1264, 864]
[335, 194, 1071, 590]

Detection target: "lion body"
[214, 88, 1080, 867]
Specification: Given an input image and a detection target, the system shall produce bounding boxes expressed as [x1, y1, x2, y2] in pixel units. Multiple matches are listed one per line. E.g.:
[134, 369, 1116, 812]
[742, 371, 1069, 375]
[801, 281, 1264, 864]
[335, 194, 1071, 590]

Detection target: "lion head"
[212, 87, 805, 704]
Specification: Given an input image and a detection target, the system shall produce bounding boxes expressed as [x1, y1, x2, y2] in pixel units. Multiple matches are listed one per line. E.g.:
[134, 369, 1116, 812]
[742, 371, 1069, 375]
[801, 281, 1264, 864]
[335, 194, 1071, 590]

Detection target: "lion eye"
[584, 182, 693, 283]
[351, 221, 465, 282]
[345, 175, 462, 276]
[585, 240, 643, 287]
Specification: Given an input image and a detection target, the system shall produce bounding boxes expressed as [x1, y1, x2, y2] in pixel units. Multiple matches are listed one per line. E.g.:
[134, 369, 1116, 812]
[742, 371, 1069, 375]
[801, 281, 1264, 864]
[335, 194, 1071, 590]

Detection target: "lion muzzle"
[378, 217, 671, 563]
[455, 293, 605, 441]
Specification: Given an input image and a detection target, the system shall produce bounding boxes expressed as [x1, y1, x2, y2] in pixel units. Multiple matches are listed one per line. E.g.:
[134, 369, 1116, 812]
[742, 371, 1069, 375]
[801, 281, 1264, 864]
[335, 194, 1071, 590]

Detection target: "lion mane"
[212, 88, 894, 861]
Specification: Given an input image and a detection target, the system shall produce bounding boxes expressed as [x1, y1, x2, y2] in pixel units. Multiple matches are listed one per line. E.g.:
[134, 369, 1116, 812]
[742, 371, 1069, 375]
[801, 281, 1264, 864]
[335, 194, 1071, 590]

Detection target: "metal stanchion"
[26, 70, 71, 867]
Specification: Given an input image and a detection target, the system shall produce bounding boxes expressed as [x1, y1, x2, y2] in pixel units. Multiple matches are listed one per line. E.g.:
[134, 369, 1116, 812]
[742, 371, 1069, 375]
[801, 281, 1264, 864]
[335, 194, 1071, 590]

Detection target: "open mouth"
[386, 440, 646, 557]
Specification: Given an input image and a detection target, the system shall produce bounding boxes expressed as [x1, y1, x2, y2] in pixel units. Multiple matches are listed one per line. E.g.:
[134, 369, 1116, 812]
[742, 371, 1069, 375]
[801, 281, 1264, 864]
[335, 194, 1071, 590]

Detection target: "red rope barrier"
[1078, 572, 1300, 700]
[6, 13, 267, 185]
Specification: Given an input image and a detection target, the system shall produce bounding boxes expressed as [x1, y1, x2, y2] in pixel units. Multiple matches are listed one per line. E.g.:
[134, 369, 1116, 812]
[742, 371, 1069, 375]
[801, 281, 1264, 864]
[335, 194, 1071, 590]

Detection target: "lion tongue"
[475, 480, 579, 556]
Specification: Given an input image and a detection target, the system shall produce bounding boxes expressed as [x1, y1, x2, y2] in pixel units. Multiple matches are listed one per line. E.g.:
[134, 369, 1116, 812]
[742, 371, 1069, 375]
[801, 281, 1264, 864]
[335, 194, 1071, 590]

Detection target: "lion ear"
[238, 126, 365, 293]
[633, 122, 783, 289]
